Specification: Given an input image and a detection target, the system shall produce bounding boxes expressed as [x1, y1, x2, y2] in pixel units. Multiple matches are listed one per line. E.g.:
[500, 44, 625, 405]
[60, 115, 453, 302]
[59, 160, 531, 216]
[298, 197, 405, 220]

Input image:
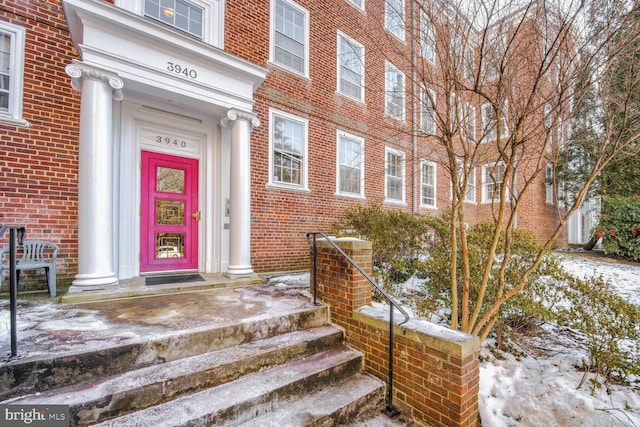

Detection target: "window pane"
[0, 33, 10, 113]
[386, 151, 404, 200]
[157, 166, 185, 193]
[155, 233, 184, 259]
[144, 0, 203, 38]
[272, 114, 305, 186]
[275, 0, 306, 73]
[339, 135, 362, 195]
[339, 35, 363, 99]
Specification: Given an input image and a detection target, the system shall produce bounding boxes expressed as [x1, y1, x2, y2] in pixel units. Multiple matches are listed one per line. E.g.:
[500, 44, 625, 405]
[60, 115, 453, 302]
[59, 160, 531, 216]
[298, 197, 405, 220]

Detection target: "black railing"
[0, 225, 26, 358]
[306, 232, 410, 417]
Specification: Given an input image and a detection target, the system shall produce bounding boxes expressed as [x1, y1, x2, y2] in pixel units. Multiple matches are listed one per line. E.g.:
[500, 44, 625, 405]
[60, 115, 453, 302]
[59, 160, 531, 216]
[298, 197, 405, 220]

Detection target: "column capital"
[220, 109, 260, 129]
[65, 62, 124, 101]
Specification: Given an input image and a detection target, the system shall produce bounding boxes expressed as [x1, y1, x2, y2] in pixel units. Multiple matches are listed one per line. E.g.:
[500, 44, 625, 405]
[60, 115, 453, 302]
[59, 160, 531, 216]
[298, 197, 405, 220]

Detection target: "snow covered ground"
[479, 251, 640, 427]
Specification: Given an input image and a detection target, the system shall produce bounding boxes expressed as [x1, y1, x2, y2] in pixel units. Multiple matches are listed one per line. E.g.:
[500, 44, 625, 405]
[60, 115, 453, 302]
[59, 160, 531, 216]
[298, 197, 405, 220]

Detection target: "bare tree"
[356, 0, 640, 340]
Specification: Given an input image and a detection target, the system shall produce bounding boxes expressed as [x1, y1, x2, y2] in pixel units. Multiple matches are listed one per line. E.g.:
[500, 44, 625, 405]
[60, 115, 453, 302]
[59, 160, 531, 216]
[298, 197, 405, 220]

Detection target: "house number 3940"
[166, 62, 198, 79]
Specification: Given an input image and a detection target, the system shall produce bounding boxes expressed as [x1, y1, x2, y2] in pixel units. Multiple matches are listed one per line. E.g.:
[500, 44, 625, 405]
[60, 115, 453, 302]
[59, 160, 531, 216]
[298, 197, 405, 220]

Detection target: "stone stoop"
[1, 303, 385, 426]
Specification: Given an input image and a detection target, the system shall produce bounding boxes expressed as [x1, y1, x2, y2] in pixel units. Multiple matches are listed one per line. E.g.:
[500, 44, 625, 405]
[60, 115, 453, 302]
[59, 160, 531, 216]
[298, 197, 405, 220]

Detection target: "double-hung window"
[481, 102, 508, 141]
[337, 131, 365, 197]
[272, 0, 309, 76]
[420, 11, 435, 64]
[545, 163, 555, 205]
[420, 87, 436, 134]
[464, 103, 476, 142]
[385, 0, 405, 41]
[385, 147, 405, 203]
[144, 0, 203, 38]
[454, 161, 476, 203]
[420, 160, 436, 208]
[0, 22, 26, 126]
[269, 109, 308, 190]
[337, 32, 364, 102]
[385, 62, 405, 121]
[482, 162, 506, 202]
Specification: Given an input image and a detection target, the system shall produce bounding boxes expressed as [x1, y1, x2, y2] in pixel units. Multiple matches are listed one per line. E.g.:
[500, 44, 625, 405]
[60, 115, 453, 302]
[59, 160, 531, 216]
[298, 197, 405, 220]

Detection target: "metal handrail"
[306, 231, 409, 417]
[0, 225, 26, 358]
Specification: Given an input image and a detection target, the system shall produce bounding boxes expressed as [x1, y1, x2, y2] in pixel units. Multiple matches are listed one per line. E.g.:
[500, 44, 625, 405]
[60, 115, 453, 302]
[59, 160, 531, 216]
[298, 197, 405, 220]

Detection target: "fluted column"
[221, 109, 260, 277]
[66, 62, 123, 291]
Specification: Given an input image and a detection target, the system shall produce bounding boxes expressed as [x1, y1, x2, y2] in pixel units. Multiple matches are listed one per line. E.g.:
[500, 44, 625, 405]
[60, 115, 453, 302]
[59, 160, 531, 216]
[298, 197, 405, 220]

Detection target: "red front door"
[140, 151, 199, 272]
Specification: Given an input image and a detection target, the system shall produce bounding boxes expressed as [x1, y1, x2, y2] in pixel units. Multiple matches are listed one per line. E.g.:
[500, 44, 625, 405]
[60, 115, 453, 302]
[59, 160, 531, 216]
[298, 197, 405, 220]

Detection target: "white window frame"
[545, 163, 555, 205]
[385, 147, 406, 204]
[270, 0, 310, 77]
[464, 102, 476, 143]
[454, 160, 476, 203]
[0, 21, 27, 126]
[420, 11, 435, 64]
[482, 162, 507, 203]
[385, 0, 405, 41]
[420, 160, 437, 208]
[481, 102, 508, 142]
[268, 109, 309, 191]
[115, 0, 224, 47]
[337, 31, 365, 102]
[420, 87, 436, 134]
[336, 130, 365, 198]
[346, 0, 364, 11]
[385, 62, 405, 121]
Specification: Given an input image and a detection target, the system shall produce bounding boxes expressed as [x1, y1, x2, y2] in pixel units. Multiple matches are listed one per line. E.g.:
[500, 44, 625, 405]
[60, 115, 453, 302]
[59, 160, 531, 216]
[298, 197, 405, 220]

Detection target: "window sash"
[272, 113, 306, 187]
[386, 63, 405, 120]
[483, 163, 506, 201]
[421, 161, 436, 207]
[385, 0, 405, 40]
[386, 150, 404, 201]
[420, 88, 436, 134]
[420, 12, 435, 63]
[0, 32, 11, 112]
[546, 164, 554, 204]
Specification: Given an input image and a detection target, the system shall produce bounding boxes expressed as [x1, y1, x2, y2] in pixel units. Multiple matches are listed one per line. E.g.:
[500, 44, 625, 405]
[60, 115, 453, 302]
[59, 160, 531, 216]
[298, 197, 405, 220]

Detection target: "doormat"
[145, 274, 206, 286]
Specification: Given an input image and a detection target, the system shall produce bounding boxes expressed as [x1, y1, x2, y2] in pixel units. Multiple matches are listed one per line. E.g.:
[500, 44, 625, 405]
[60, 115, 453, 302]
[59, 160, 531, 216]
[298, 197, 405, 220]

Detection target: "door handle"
[192, 211, 201, 221]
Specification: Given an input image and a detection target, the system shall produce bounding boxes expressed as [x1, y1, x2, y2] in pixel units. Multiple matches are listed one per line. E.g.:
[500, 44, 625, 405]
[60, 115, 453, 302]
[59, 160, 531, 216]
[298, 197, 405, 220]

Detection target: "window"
[455, 161, 476, 203]
[464, 103, 476, 142]
[449, 93, 459, 134]
[272, 0, 309, 75]
[0, 22, 26, 126]
[144, 0, 203, 38]
[420, 12, 435, 64]
[486, 35, 505, 81]
[347, 0, 364, 10]
[269, 110, 308, 189]
[420, 87, 436, 134]
[544, 103, 552, 129]
[482, 162, 506, 202]
[337, 131, 365, 197]
[117, 0, 224, 47]
[481, 102, 508, 141]
[464, 45, 475, 82]
[337, 32, 364, 101]
[420, 160, 436, 208]
[385, 148, 405, 203]
[385, 62, 405, 121]
[385, 0, 405, 41]
[545, 163, 554, 205]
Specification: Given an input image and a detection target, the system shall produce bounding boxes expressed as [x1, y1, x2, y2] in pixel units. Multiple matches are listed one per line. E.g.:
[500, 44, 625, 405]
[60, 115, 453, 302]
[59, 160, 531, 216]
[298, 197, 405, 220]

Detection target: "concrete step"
[92, 347, 366, 427]
[0, 304, 329, 401]
[237, 373, 385, 427]
[4, 326, 344, 426]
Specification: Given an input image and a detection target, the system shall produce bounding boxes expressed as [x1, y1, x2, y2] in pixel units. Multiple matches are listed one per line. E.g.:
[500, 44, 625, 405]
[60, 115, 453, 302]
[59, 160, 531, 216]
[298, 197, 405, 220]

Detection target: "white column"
[220, 109, 260, 278]
[66, 62, 123, 291]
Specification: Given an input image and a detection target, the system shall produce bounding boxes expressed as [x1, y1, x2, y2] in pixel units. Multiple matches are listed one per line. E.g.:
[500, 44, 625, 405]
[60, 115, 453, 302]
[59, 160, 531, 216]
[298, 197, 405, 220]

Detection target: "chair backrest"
[0, 240, 59, 262]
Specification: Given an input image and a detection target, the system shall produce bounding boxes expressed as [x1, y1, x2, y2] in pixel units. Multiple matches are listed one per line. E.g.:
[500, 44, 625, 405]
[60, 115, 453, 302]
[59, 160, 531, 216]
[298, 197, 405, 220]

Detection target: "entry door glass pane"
[157, 167, 185, 193]
[156, 232, 184, 258]
[156, 200, 184, 225]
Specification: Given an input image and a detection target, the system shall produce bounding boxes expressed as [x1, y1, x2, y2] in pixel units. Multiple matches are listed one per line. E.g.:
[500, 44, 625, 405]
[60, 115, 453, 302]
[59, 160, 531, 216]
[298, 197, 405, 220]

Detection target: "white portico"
[62, 0, 267, 291]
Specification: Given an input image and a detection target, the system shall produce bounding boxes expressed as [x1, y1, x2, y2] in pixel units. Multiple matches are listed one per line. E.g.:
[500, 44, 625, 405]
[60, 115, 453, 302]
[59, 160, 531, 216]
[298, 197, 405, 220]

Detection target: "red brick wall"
[0, 1, 80, 283]
[312, 237, 480, 426]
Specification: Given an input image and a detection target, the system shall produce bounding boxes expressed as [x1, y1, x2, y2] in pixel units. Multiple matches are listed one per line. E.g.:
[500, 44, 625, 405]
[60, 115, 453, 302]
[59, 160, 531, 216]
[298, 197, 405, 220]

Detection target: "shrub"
[598, 195, 640, 261]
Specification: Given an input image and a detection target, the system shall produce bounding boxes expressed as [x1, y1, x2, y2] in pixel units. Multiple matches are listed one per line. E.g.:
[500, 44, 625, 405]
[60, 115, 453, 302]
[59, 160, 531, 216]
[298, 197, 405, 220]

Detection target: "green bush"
[597, 195, 640, 261]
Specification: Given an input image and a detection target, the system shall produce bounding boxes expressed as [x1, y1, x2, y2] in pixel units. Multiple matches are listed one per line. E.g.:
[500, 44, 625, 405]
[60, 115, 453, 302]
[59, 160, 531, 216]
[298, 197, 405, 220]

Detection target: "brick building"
[0, 0, 568, 292]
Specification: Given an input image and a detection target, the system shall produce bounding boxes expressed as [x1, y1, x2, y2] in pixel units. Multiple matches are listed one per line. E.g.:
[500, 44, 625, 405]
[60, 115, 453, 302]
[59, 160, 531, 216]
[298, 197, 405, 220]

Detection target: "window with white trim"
[454, 161, 476, 203]
[482, 162, 506, 202]
[449, 93, 459, 135]
[117, 0, 223, 47]
[385, 0, 405, 41]
[545, 163, 554, 205]
[269, 109, 308, 189]
[385, 147, 405, 203]
[385, 62, 405, 121]
[144, 0, 203, 38]
[420, 160, 436, 208]
[272, 0, 309, 76]
[337, 131, 365, 197]
[337, 32, 364, 101]
[420, 87, 436, 134]
[420, 11, 435, 64]
[0, 22, 26, 126]
[464, 103, 476, 142]
[481, 102, 508, 141]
